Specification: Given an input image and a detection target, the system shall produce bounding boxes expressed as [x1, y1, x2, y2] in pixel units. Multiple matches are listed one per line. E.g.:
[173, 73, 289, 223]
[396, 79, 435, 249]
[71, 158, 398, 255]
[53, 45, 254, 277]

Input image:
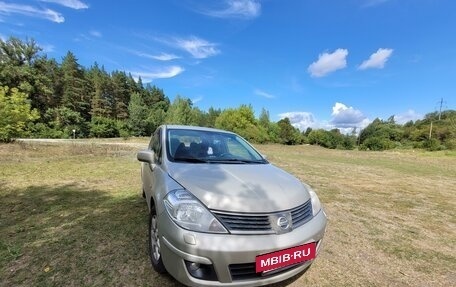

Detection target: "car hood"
[167, 163, 310, 213]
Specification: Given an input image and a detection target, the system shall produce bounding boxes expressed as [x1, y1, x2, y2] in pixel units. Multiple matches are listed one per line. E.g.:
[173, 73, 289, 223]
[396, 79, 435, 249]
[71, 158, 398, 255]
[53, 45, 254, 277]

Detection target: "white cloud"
[308, 48, 348, 77]
[278, 112, 318, 131]
[201, 0, 261, 19]
[175, 36, 220, 59]
[89, 30, 102, 37]
[191, 96, 203, 104]
[130, 66, 184, 82]
[40, 0, 88, 9]
[151, 53, 180, 61]
[279, 103, 371, 134]
[330, 102, 369, 128]
[254, 89, 275, 99]
[359, 48, 393, 70]
[395, 109, 422, 124]
[130, 50, 180, 61]
[0, 2, 64, 23]
[40, 43, 55, 53]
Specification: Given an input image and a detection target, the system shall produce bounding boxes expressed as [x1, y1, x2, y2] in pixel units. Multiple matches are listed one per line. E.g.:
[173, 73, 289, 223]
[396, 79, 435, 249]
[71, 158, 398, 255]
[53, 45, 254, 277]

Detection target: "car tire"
[149, 205, 166, 274]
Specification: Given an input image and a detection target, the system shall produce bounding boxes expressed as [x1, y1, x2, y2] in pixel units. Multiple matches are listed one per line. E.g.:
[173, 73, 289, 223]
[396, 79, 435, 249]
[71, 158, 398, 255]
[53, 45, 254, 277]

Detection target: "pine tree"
[61, 51, 90, 120]
[128, 92, 148, 136]
[87, 63, 112, 118]
[111, 71, 131, 120]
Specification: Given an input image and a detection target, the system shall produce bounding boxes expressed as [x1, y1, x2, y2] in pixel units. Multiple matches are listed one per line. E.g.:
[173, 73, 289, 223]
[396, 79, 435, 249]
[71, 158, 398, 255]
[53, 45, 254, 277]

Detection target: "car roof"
[162, 125, 235, 134]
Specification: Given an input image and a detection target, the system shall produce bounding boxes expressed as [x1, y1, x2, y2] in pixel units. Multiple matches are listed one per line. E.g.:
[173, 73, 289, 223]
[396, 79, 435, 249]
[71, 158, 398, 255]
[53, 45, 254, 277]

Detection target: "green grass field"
[1, 140, 455, 286]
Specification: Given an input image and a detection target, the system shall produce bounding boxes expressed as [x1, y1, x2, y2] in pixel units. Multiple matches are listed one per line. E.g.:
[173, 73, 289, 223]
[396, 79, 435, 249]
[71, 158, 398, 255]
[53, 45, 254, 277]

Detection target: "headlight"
[164, 189, 228, 233]
[309, 189, 322, 216]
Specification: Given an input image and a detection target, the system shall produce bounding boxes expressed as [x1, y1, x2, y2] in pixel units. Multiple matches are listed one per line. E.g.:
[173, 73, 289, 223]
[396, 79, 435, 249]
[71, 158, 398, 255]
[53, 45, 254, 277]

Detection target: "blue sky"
[1, 0, 455, 131]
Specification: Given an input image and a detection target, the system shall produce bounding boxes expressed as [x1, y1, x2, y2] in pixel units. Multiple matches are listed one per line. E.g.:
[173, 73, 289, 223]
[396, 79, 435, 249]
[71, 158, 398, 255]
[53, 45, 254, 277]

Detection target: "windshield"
[166, 129, 267, 164]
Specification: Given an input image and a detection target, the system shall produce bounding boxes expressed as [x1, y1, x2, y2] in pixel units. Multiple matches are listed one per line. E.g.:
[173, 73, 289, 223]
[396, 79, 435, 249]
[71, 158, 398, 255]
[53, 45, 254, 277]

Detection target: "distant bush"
[307, 129, 355, 150]
[117, 120, 130, 140]
[360, 137, 394, 151]
[27, 122, 65, 139]
[423, 138, 445, 151]
[444, 138, 456, 150]
[89, 117, 119, 138]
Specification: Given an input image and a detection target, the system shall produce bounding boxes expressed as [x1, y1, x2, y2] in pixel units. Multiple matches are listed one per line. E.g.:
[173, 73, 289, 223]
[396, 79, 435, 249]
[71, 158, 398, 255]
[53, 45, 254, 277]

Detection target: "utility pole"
[438, 98, 443, 120]
[430, 98, 444, 139]
[357, 127, 362, 147]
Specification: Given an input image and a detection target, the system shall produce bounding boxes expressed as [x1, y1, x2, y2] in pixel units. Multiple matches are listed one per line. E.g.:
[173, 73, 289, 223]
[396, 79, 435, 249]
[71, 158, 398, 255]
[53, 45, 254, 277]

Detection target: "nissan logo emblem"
[277, 216, 290, 229]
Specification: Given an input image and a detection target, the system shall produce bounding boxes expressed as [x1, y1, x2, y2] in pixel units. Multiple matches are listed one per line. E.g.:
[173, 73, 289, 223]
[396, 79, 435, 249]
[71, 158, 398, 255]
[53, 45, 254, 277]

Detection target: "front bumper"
[158, 209, 327, 287]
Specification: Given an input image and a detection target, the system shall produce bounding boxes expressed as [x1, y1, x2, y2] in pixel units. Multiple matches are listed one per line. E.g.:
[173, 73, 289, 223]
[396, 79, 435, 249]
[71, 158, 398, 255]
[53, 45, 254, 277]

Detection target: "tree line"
[1, 37, 455, 150]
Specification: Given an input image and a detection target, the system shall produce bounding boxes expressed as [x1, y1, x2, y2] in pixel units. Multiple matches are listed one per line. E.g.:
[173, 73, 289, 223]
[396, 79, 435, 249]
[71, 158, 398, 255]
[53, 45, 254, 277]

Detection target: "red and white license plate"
[255, 242, 316, 273]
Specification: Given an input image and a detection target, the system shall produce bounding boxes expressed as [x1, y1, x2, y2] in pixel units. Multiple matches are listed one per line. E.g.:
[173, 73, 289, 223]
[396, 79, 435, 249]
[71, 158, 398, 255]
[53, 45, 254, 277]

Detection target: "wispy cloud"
[358, 48, 393, 70]
[129, 50, 180, 61]
[174, 36, 220, 59]
[191, 96, 203, 104]
[151, 35, 220, 59]
[40, 43, 55, 53]
[308, 48, 348, 77]
[200, 0, 261, 19]
[395, 109, 422, 124]
[130, 66, 185, 82]
[254, 89, 275, 99]
[151, 53, 180, 61]
[0, 1, 64, 23]
[362, 0, 390, 8]
[89, 30, 102, 37]
[40, 0, 88, 10]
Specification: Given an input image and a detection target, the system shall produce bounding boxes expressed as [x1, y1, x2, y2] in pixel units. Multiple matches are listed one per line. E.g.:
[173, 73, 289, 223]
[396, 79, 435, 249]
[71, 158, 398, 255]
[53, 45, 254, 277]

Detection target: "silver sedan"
[137, 125, 327, 287]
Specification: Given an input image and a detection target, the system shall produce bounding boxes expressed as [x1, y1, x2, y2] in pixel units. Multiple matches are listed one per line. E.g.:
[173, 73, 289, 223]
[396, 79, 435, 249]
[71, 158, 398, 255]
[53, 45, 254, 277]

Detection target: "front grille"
[229, 263, 258, 280]
[213, 199, 313, 234]
[214, 213, 272, 233]
[291, 200, 313, 228]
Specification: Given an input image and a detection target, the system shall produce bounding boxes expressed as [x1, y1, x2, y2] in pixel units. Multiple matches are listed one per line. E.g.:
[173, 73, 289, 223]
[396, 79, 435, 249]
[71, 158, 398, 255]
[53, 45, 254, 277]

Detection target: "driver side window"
[149, 128, 162, 163]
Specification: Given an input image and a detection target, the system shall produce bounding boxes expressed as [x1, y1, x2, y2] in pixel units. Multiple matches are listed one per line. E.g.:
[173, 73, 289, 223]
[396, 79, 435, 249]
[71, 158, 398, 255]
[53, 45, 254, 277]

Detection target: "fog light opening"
[188, 262, 200, 272]
[184, 260, 218, 281]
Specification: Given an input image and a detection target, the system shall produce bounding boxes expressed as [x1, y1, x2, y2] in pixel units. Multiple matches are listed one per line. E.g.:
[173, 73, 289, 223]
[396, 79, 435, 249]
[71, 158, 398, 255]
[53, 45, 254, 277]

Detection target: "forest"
[1, 37, 455, 151]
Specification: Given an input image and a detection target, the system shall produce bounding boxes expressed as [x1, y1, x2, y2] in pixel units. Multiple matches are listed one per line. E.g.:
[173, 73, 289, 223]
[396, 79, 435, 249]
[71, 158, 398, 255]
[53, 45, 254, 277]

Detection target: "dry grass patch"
[259, 144, 456, 287]
[1, 142, 455, 286]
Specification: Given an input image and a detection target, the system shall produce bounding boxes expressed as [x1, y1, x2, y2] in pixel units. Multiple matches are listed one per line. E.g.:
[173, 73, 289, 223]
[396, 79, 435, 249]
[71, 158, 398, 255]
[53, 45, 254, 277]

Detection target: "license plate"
[255, 242, 316, 273]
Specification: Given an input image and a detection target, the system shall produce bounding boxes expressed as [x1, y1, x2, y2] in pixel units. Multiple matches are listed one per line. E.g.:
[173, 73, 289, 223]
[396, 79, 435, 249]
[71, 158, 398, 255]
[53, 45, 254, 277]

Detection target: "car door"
[142, 127, 162, 209]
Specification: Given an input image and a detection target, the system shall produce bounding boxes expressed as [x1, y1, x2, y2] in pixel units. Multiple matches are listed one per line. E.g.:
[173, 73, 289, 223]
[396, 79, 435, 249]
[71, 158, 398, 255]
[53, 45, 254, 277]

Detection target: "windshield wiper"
[243, 159, 267, 164]
[173, 157, 208, 163]
[207, 158, 266, 164]
[173, 157, 266, 164]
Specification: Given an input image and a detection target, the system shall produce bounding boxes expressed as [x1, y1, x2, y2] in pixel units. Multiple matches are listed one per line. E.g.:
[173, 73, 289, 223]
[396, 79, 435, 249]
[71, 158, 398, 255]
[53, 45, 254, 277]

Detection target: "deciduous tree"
[0, 86, 39, 142]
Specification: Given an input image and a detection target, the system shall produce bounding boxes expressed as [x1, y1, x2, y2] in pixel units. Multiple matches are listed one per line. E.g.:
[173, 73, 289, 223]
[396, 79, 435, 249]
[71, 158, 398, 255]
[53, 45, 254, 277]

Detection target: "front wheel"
[149, 205, 166, 273]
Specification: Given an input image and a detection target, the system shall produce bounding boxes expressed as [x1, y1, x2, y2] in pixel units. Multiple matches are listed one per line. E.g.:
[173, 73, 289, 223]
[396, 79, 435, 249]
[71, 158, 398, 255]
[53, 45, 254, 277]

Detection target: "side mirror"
[137, 150, 155, 164]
